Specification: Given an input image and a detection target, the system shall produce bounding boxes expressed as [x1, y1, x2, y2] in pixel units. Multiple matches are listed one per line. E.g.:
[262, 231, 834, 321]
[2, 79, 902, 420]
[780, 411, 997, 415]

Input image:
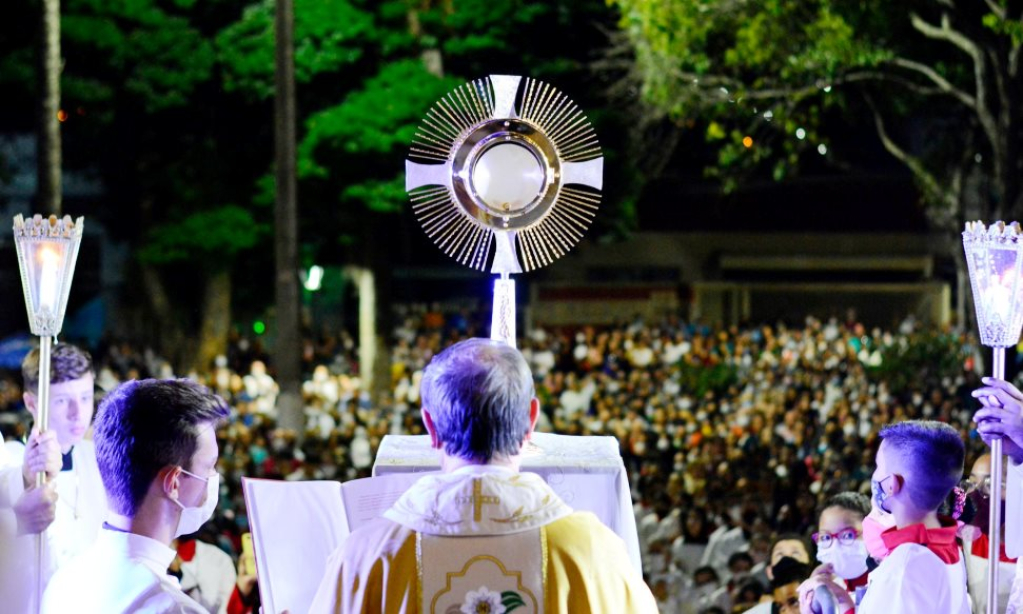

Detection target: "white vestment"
[962, 534, 1014, 614]
[43, 527, 207, 614]
[858, 542, 970, 614]
[310, 464, 657, 613]
[1007, 460, 1023, 558]
[0, 439, 107, 613]
[1003, 460, 1023, 613]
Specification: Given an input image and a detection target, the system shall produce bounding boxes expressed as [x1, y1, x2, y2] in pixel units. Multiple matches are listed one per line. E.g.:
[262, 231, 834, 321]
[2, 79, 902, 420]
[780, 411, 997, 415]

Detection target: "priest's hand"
[973, 378, 1023, 464]
[13, 483, 57, 536]
[21, 430, 61, 488]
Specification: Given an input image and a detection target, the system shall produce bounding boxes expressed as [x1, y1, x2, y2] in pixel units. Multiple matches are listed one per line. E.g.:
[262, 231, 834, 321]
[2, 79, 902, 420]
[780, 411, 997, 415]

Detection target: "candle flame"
[38, 246, 59, 265]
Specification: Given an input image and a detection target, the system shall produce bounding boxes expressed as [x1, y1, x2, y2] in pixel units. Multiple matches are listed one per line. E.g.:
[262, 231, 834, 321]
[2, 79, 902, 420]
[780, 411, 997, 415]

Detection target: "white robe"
[43, 527, 207, 613]
[858, 542, 970, 614]
[962, 534, 1014, 614]
[0, 439, 107, 613]
[179, 540, 237, 614]
[1006, 460, 1023, 557]
[1002, 459, 1023, 613]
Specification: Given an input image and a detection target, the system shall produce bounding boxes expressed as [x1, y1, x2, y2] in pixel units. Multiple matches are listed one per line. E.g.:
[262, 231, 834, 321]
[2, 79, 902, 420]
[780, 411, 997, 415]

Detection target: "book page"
[340, 471, 435, 531]
[242, 478, 347, 614]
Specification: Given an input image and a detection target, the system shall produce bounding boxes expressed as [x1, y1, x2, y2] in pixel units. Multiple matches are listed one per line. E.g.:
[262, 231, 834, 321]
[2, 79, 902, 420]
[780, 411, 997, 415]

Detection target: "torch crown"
[963, 220, 1023, 347]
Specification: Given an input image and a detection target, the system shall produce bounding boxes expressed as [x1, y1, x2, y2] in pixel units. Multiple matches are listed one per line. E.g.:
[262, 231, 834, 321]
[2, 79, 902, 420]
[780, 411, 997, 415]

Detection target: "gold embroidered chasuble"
[308, 465, 657, 614]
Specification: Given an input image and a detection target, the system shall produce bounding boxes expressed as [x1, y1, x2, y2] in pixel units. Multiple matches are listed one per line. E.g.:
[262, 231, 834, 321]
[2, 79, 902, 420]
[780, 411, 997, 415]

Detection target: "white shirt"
[858, 543, 970, 614]
[43, 527, 207, 613]
[0, 440, 107, 613]
[179, 540, 237, 614]
[700, 525, 748, 578]
[741, 601, 771, 614]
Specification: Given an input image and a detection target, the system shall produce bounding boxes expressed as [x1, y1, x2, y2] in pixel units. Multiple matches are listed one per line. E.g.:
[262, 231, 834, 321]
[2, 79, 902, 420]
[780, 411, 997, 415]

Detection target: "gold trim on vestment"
[416, 531, 424, 611]
[429, 555, 539, 614]
[540, 525, 549, 610]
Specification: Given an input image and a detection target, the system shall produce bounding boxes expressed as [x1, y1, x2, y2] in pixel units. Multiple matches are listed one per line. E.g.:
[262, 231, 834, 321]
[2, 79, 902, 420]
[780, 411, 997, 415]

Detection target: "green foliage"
[298, 59, 461, 177]
[983, 11, 1023, 46]
[216, 0, 375, 101]
[138, 205, 264, 266]
[610, 0, 893, 185]
[341, 176, 407, 214]
[866, 332, 970, 392]
[676, 359, 737, 397]
[63, 0, 215, 113]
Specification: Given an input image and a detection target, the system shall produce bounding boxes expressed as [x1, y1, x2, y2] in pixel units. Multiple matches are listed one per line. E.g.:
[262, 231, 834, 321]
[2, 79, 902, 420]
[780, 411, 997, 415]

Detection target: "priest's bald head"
[420, 338, 539, 468]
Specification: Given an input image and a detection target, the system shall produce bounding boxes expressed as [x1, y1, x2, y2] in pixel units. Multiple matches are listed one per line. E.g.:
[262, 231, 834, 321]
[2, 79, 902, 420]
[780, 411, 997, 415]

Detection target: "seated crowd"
[0, 307, 1001, 613]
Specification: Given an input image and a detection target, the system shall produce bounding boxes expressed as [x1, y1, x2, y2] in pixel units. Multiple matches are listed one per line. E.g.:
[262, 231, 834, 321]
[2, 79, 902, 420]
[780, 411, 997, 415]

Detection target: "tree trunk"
[139, 263, 189, 372]
[274, 0, 303, 435]
[37, 0, 61, 215]
[196, 268, 231, 375]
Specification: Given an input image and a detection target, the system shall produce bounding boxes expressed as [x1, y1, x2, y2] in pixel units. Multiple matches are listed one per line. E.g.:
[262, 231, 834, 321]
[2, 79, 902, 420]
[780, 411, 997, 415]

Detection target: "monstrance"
[405, 75, 603, 347]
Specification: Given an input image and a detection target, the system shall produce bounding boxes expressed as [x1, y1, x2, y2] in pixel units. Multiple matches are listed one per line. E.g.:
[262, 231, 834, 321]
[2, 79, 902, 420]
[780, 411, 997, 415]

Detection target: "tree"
[610, 0, 1023, 322]
[51, 0, 261, 370]
[1, 0, 643, 373]
[273, 0, 302, 433]
[37, 0, 62, 216]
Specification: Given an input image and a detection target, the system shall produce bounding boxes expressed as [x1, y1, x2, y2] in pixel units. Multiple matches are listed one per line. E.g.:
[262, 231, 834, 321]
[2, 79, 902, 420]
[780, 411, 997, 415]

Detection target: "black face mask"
[968, 490, 1006, 535]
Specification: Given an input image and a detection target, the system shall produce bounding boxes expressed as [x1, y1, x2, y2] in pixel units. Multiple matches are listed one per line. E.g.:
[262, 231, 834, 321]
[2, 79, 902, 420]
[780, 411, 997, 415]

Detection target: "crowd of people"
[0, 306, 1001, 613]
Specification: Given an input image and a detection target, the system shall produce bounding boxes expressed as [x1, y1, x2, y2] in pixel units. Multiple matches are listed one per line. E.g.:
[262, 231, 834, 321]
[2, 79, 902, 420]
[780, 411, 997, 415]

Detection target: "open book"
[241, 472, 430, 614]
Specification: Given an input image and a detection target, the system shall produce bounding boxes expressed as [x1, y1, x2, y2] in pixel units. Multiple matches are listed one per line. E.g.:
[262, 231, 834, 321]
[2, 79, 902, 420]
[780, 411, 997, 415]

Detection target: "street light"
[963, 219, 1023, 614]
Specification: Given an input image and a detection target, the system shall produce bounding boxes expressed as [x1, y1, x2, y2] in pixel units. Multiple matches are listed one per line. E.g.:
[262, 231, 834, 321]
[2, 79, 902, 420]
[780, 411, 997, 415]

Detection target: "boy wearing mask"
[808, 421, 969, 614]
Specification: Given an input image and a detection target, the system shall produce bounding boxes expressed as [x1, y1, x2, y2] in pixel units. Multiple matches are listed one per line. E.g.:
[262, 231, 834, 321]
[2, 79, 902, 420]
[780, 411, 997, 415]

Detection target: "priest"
[309, 338, 657, 613]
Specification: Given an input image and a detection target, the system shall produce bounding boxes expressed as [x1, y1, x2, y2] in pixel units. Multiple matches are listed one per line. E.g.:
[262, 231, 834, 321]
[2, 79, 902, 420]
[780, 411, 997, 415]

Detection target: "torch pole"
[34, 333, 52, 613]
[989, 346, 1005, 614]
[35, 334, 51, 487]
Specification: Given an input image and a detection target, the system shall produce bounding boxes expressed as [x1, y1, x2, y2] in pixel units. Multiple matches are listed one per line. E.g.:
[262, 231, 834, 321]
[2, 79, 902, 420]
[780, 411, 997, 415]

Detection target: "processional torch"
[405, 75, 603, 346]
[963, 220, 1023, 614]
[13, 213, 84, 612]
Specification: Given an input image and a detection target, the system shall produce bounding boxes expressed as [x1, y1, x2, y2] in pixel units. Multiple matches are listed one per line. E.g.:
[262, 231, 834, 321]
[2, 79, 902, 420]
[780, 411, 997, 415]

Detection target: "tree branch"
[984, 0, 1007, 19]
[910, 11, 982, 59]
[840, 70, 951, 97]
[887, 57, 976, 107]
[864, 94, 955, 209]
[910, 11, 1001, 172]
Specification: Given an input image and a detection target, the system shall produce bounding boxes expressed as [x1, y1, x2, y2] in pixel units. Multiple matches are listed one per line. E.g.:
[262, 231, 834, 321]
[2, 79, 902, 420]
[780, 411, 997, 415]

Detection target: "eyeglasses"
[811, 528, 860, 549]
[967, 475, 991, 496]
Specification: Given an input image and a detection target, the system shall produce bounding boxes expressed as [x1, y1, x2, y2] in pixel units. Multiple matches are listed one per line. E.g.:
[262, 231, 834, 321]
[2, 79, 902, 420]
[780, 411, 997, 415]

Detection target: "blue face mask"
[872, 475, 893, 514]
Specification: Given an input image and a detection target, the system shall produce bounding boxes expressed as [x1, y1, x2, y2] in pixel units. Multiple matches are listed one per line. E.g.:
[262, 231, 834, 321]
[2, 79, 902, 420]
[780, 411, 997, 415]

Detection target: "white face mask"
[816, 539, 869, 580]
[172, 468, 219, 538]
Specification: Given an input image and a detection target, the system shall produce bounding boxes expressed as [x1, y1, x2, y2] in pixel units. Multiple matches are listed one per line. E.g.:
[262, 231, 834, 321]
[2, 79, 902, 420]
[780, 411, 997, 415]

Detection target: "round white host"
[472, 143, 544, 212]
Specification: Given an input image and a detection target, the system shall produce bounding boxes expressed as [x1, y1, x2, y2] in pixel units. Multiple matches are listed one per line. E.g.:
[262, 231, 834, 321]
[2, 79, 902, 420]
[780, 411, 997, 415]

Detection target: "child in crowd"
[801, 492, 872, 612]
[742, 534, 813, 613]
[804, 420, 969, 613]
[771, 557, 812, 614]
